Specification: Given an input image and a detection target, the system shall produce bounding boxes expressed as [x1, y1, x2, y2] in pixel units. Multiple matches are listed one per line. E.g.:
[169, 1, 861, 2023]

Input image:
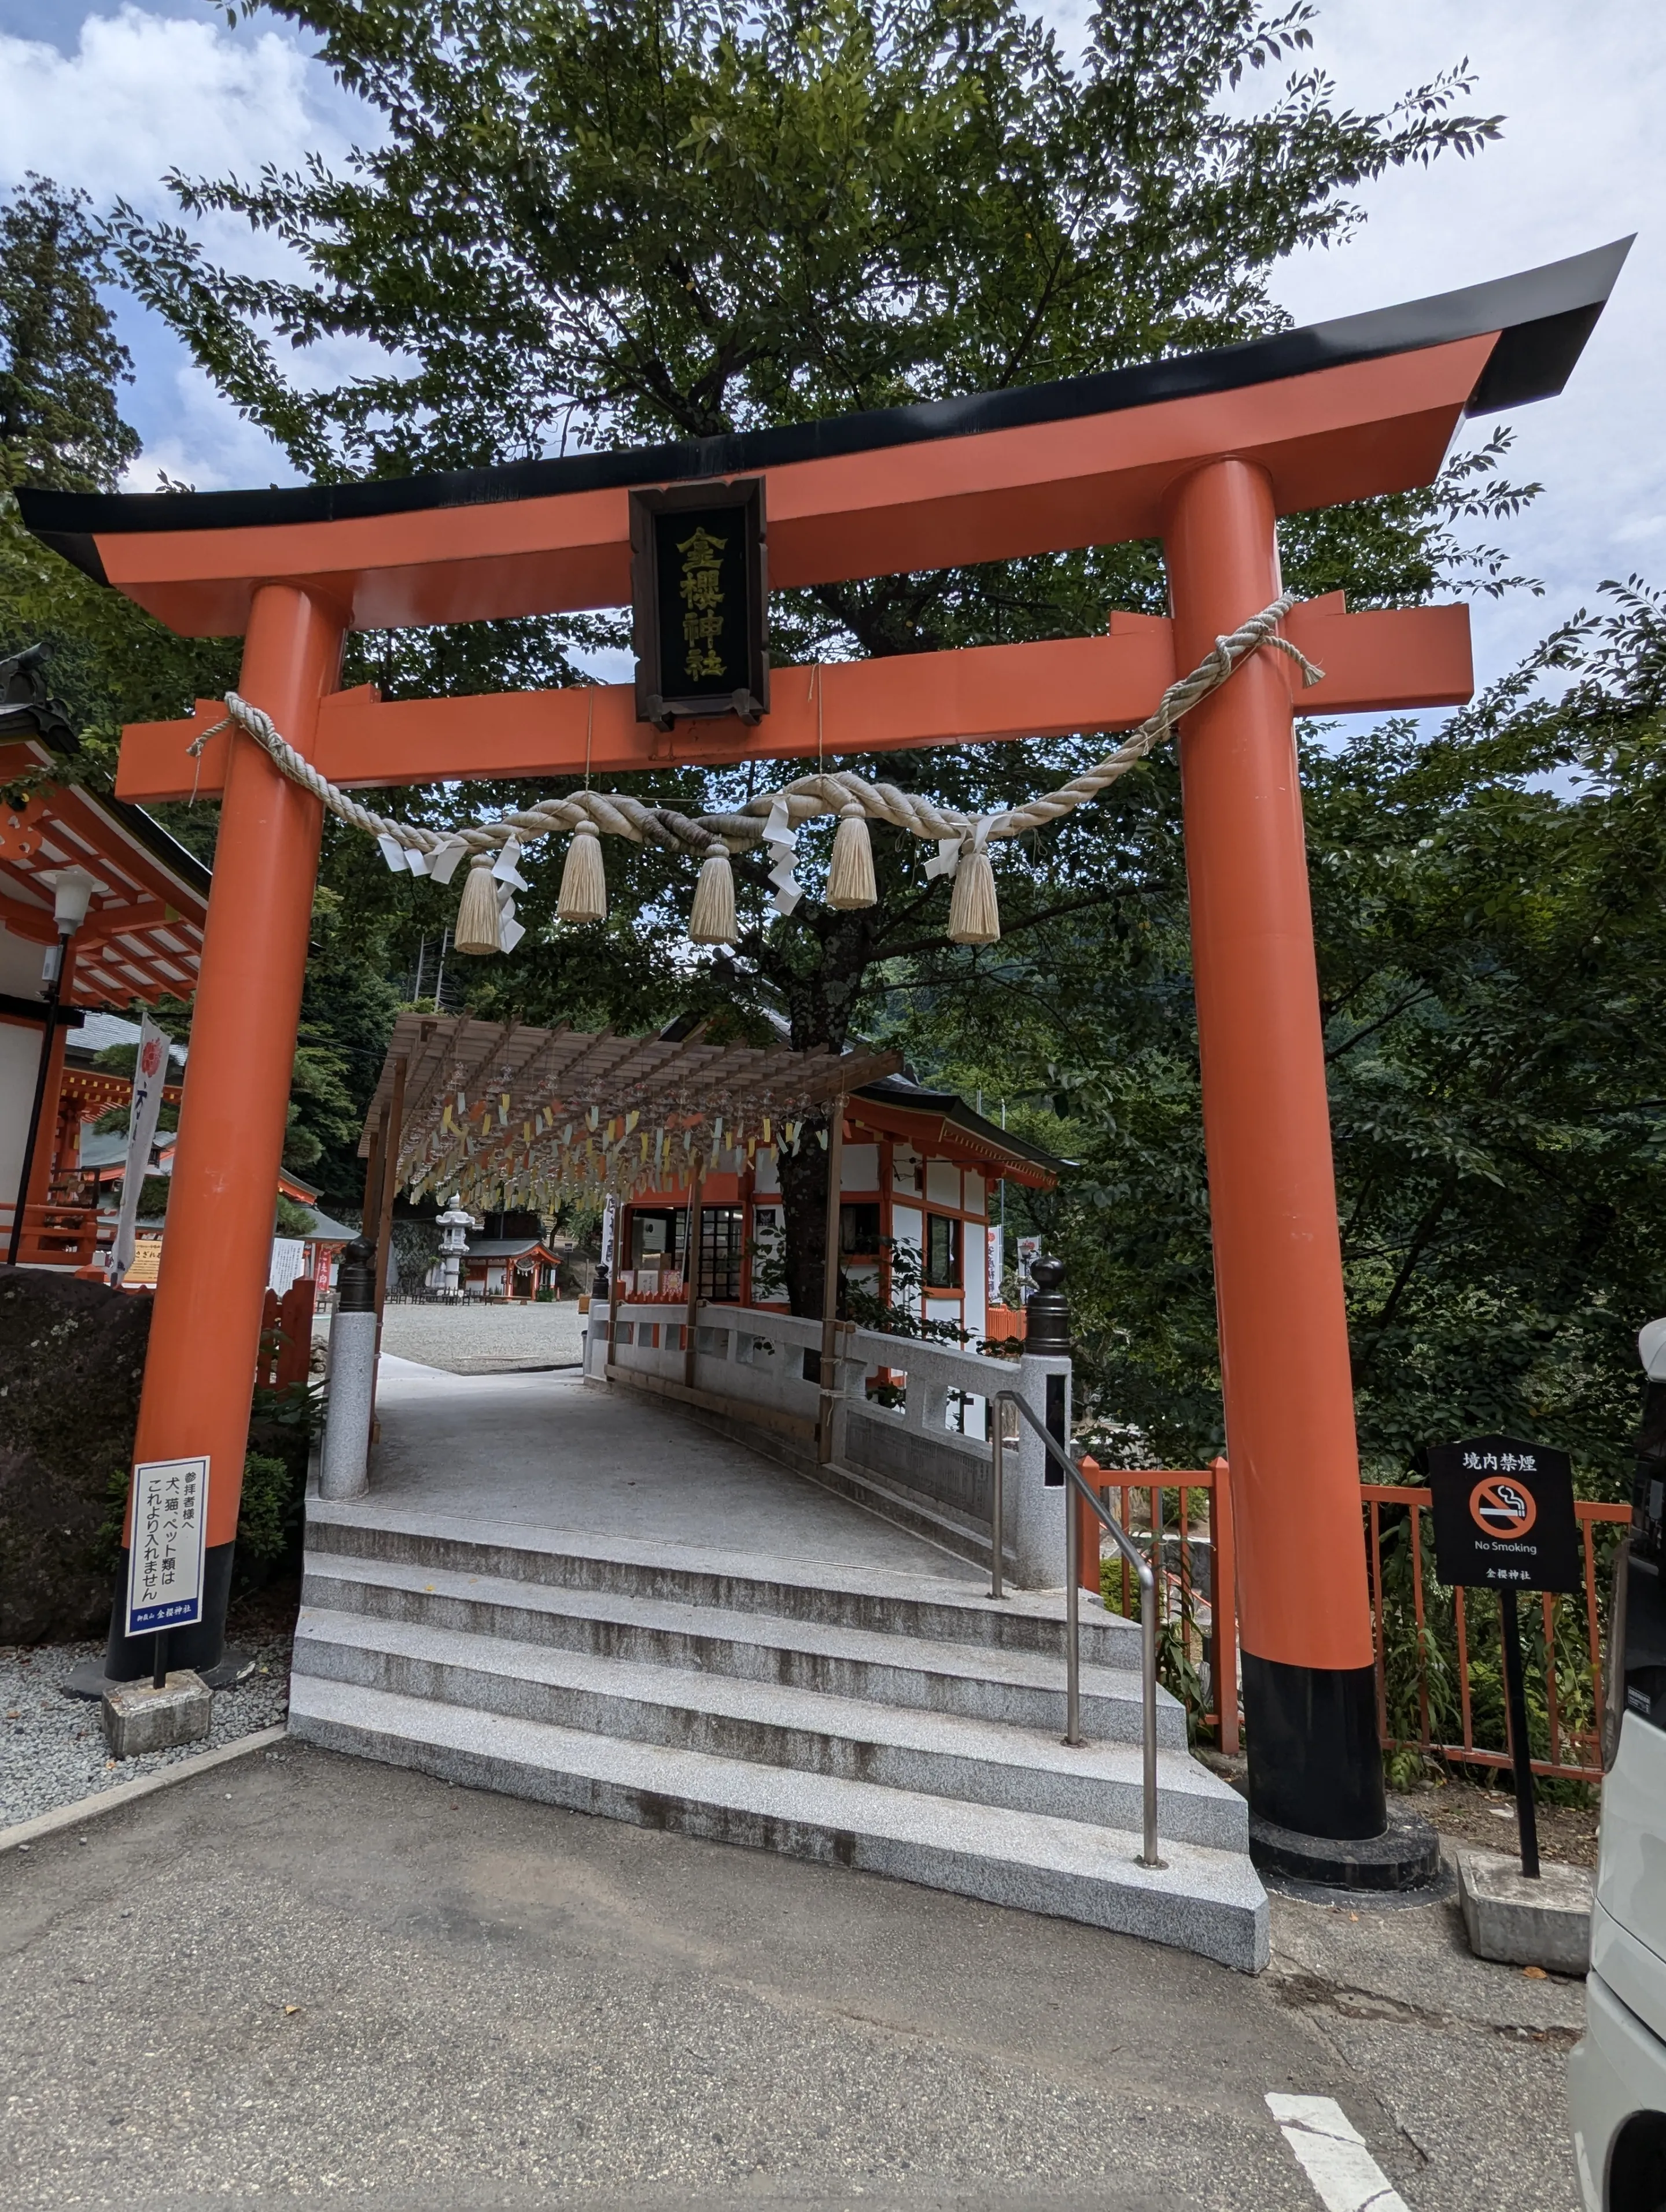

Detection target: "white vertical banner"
[124, 1456, 208, 1637]
[987, 1223, 1004, 1305]
[110, 1016, 171, 1282]
[600, 1195, 617, 1270]
[268, 1237, 306, 1294]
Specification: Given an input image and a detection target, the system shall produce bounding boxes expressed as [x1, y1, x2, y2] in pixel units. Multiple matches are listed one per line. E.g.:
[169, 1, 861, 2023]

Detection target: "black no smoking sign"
[1427, 1435, 1582, 1594]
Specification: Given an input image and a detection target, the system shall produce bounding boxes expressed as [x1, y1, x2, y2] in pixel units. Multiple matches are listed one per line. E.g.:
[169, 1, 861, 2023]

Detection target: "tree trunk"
[777, 1119, 831, 1319]
[769, 908, 878, 1315]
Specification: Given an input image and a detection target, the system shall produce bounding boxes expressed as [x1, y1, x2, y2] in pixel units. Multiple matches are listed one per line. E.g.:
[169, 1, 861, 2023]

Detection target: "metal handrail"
[992, 1390, 1166, 1871]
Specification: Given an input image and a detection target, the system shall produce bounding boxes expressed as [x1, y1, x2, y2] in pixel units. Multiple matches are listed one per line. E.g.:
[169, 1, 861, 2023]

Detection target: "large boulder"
[0, 1269, 150, 1642]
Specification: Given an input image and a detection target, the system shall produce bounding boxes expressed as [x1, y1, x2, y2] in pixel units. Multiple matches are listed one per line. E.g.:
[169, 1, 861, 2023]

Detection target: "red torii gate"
[17, 239, 1627, 1860]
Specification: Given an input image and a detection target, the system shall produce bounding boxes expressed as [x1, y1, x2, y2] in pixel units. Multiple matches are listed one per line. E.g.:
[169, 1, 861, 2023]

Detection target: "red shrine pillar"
[1163, 459, 1384, 1848]
[104, 584, 343, 1681]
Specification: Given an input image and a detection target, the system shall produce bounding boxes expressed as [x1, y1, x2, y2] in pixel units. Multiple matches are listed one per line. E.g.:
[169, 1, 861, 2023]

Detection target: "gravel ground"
[315, 1299, 587, 1373]
[1202, 1755, 1601, 1868]
[0, 1597, 293, 1830]
[1403, 1772, 1602, 1866]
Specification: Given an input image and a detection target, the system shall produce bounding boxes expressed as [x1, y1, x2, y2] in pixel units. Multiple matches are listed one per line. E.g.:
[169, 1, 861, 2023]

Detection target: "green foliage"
[134, 1175, 172, 1220]
[1371, 1491, 1620, 1801]
[239, 1379, 321, 1582]
[1, 174, 139, 494]
[0, 175, 236, 795]
[900, 583, 1666, 1489]
[274, 1194, 316, 1235]
[840, 1236, 970, 1343]
[236, 1451, 294, 1564]
[107, 0, 1509, 1302]
[1099, 1543, 1205, 1739]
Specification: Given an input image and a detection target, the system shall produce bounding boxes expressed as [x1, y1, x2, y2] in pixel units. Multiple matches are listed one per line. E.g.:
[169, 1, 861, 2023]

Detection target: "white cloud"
[0, 4, 349, 211]
[0, 6, 388, 491]
[1035, 1, 1666, 681]
[116, 360, 288, 493]
[1245, 1, 1666, 680]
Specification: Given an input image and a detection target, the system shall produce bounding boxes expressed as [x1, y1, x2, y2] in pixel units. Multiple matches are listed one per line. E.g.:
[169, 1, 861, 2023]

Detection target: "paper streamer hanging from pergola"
[360, 1014, 902, 1217]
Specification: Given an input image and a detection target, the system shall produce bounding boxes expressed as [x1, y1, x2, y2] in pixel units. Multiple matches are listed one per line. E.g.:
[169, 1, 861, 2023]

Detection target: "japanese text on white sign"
[125, 1456, 208, 1638]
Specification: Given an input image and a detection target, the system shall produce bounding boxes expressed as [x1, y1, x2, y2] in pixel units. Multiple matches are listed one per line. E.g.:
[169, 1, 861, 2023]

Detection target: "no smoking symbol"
[1470, 1477, 1536, 1540]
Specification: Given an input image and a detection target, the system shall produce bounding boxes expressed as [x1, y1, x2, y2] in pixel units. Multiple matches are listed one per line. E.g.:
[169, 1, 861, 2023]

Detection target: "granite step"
[288, 1671, 1268, 1973]
[304, 1498, 1137, 1666]
[294, 1604, 1245, 1848]
[300, 1552, 1184, 1745]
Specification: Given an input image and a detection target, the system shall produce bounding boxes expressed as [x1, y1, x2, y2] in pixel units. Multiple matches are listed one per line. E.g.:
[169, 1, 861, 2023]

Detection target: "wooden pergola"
[358, 1014, 902, 1446]
[358, 1012, 900, 1215]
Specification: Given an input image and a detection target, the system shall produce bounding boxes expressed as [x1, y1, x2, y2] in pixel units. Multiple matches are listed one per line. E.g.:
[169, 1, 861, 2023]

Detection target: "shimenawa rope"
[188, 594, 1319, 950]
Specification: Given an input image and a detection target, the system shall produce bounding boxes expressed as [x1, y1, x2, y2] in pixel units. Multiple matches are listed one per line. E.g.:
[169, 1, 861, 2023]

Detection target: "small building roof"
[294, 1205, 356, 1244]
[1, 649, 211, 1007]
[66, 1010, 189, 1068]
[850, 1074, 1066, 1189]
[465, 1237, 562, 1261]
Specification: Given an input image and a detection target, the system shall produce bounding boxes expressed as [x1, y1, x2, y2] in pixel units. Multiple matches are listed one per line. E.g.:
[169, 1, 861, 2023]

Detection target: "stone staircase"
[288, 1499, 1268, 1971]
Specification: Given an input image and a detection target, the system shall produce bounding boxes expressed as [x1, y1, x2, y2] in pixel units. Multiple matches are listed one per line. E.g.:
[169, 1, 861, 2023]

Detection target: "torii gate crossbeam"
[16, 238, 1629, 1872]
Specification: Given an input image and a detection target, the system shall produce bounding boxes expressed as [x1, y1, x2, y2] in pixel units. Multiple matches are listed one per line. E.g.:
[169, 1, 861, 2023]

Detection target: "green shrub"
[237, 1451, 296, 1563]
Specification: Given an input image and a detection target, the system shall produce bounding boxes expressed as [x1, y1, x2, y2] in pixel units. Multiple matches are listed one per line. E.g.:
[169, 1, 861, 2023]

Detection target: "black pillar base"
[1248, 1804, 1440, 1892]
[1241, 1650, 1440, 1889]
[1243, 1650, 1386, 1838]
[98, 1541, 237, 1683]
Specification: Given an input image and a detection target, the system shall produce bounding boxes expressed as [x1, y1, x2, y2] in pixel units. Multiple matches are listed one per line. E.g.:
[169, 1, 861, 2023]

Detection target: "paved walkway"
[360, 1357, 975, 1585]
[0, 1737, 1584, 2211]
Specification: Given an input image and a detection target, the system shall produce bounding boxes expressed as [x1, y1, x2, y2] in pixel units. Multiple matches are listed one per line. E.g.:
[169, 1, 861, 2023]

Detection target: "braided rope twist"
[200, 593, 1318, 874]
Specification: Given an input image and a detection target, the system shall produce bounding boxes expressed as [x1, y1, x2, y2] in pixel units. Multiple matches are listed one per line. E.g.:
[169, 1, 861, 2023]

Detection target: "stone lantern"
[435, 1196, 473, 1299]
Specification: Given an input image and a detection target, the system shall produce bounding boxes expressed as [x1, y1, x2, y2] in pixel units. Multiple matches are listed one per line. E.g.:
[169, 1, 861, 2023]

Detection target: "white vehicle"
[1569, 1320, 1666, 2210]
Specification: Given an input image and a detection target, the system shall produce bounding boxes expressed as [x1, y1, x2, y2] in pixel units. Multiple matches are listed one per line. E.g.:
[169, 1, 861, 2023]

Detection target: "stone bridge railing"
[586, 1297, 1070, 1586]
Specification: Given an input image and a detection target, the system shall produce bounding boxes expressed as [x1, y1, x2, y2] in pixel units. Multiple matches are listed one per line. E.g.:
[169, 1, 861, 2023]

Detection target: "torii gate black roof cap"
[16, 238, 1631, 558]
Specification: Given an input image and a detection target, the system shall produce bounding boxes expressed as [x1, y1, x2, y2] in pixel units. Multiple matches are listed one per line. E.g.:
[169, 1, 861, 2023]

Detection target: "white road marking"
[1267, 2093, 1411, 2212]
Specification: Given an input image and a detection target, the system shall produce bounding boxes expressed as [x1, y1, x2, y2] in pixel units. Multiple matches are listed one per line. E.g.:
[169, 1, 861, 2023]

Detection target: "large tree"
[0, 175, 231, 751]
[906, 582, 1666, 1493]
[110, 0, 1516, 1299]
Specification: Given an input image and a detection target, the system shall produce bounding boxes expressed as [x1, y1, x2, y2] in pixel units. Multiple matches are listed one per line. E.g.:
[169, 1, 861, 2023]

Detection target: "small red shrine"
[1, 651, 210, 1268]
[614, 1069, 1059, 1343]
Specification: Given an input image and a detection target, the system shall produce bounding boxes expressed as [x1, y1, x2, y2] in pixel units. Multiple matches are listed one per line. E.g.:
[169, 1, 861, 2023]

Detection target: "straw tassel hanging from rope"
[946, 832, 1000, 946]
[454, 853, 504, 954]
[827, 805, 877, 910]
[689, 848, 737, 944]
[211, 597, 1317, 959]
[558, 821, 607, 923]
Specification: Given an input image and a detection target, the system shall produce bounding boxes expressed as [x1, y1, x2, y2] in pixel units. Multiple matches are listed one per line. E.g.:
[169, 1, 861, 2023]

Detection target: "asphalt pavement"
[0, 1739, 1584, 2211]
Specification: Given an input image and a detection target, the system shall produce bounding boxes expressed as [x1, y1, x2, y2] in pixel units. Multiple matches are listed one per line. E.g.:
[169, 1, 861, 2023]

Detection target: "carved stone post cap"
[336, 1236, 378, 1314]
[1023, 1254, 1070, 1354]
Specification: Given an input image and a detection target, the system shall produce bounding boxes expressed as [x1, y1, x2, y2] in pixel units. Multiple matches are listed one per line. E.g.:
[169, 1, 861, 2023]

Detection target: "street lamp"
[6, 866, 97, 1267]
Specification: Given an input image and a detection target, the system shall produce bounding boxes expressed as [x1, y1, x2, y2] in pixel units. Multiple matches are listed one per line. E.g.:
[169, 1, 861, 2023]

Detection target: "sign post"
[1428, 1435, 1582, 1879]
[629, 477, 769, 730]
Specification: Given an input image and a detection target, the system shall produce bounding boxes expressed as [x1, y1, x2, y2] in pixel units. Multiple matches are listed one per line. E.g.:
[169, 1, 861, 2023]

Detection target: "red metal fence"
[1362, 1483, 1627, 1786]
[1077, 1458, 1239, 1755]
[1074, 1461, 1626, 1783]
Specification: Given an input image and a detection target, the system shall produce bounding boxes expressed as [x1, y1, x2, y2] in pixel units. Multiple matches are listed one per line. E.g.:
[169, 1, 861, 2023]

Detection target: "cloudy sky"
[1, 0, 1661, 695]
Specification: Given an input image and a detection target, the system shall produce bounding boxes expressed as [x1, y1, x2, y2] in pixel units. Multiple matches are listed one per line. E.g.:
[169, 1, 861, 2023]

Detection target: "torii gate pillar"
[102, 584, 342, 1682]
[1166, 459, 1381, 1846]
